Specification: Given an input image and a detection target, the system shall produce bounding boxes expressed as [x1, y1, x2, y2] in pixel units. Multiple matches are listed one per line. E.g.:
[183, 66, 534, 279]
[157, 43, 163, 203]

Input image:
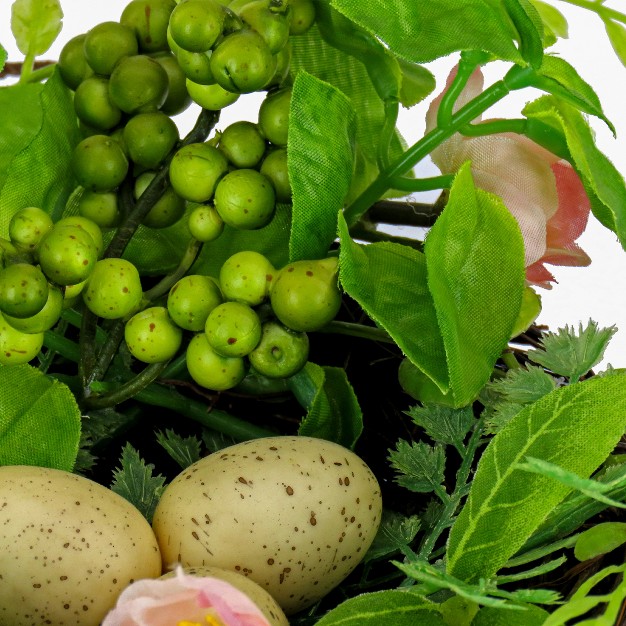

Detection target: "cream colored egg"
[0, 465, 162, 626]
[161, 565, 289, 626]
[152, 436, 382, 614]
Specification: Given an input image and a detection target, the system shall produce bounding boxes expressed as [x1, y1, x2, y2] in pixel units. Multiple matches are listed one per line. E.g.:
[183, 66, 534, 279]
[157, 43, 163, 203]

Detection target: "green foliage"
[110, 443, 166, 523]
[156, 429, 202, 470]
[447, 372, 626, 583]
[388, 440, 446, 495]
[471, 604, 549, 626]
[364, 510, 421, 562]
[0, 363, 81, 471]
[529, 0, 568, 40]
[0, 44, 6, 72]
[605, 19, 626, 68]
[288, 71, 355, 261]
[406, 404, 474, 453]
[424, 163, 526, 407]
[574, 522, 626, 561]
[527, 320, 617, 382]
[502, 0, 544, 68]
[314, 589, 445, 626]
[289, 362, 363, 449]
[11, 0, 63, 58]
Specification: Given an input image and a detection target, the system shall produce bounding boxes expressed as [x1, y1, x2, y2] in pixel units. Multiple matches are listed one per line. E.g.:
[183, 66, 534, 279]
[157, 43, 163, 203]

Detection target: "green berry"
[218, 121, 266, 168]
[3, 284, 63, 334]
[120, 0, 176, 52]
[219, 250, 274, 305]
[258, 86, 291, 146]
[239, 0, 292, 54]
[186, 332, 246, 390]
[260, 147, 290, 203]
[187, 204, 224, 242]
[185, 79, 240, 109]
[0, 263, 49, 319]
[125, 306, 183, 363]
[0, 311, 44, 365]
[167, 274, 223, 331]
[123, 111, 179, 168]
[134, 172, 186, 229]
[169, 0, 226, 52]
[248, 320, 309, 378]
[8, 207, 53, 252]
[84, 21, 139, 76]
[54, 216, 104, 258]
[152, 52, 193, 115]
[72, 134, 129, 192]
[58, 34, 92, 90]
[74, 76, 122, 131]
[77, 190, 121, 228]
[289, 0, 316, 35]
[205, 301, 262, 357]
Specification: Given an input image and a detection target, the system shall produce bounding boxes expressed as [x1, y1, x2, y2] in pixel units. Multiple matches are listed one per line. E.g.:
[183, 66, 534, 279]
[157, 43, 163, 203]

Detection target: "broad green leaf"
[503, 0, 544, 68]
[424, 163, 525, 407]
[523, 96, 626, 249]
[542, 563, 626, 626]
[398, 59, 436, 108]
[398, 358, 455, 406]
[110, 443, 166, 523]
[406, 405, 474, 452]
[531, 56, 614, 132]
[11, 0, 63, 57]
[0, 69, 79, 234]
[605, 20, 626, 68]
[574, 522, 626, 561]
[365, 510, 421, 562]
[439, 595, 479, 626]
[289, 71, 355, 262]
[330, 0, 523, 64]
[529, 0, 568, 40]
[156, 429, 201, 470]
[314, 589, 445, 626]
[289, 23, 408, 204]
[447, 373, 626, 583]
[527, 320, 617, 382]
[290, 362, 363, 449]
[337, 213, 449, 392]
[472, 604, 549, 626]
[388, 440, 446, 494]
[0, 364, 81, 471]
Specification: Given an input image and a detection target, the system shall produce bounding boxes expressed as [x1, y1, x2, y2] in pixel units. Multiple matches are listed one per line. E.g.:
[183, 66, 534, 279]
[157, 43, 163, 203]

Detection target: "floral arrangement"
[1, 0, 626, 624]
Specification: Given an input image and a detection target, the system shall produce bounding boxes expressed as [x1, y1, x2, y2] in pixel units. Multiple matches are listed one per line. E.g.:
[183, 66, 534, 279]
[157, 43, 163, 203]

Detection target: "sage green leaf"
[289, 71, 355, 262]
[527, 320, 617, 382]
[289, 362, 363, 449]
[605, 20, 626, 68]
[0, 69, 79, 234]
[156, 429, 201, 470]
[523, 96, 626, 249]
[424, 163, 525, 407]
[406, 405, 474, 452]
[314, 589, 445, 626]
[484, 365, 558, 405]
[503, 0, 544, 68]
[11, 0, 63, 57]
[532, 56, 614, 132]
[365, 510, 421, 562]
[0, 364, 81, 471]
[529, 0, 568, 40]
[389, 440, 446, 494]
[472, 605, 549, 626]
[337, 213, 449, 392]
[447, 373, 626, 583]
[330, 0, 523, 64]
[574, 522, 626, 561]
[542, 563, 626, 626]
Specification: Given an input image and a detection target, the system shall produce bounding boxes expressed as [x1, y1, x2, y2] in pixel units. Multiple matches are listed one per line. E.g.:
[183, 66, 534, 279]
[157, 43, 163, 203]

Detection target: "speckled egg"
[151, 436, 382, 614]
[0, 465, 162, 626]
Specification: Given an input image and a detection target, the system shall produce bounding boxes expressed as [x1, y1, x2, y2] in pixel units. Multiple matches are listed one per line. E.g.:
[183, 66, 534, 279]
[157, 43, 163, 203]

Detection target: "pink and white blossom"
[425, 67, 591, 288]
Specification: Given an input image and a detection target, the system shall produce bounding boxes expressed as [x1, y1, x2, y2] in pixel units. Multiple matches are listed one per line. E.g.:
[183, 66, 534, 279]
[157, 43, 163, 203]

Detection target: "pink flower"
[425, 67, 591, 288]
[102, 567, 272, 626]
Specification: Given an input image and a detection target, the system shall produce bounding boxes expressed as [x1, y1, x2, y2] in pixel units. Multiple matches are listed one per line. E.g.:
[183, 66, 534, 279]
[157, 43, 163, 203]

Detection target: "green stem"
[378, 100, 399, 171]
[460, 118, 527, 137]
[349, 225, 424, 251]
[388, 174, 453, 193]
[143, 238, 203, 302]
[501, 350, 521, 370]
[18, 52, 36, 83]
[43, 330, 81, 363]
[85, 320, 126, 390]
[24, 63, 56, 83]
[83, 361, 171, 410]
[317, 320, 397, 344]
[556, 0, 626, 23]
[160, 351, 188, 379]
[365, 199, 442, 227]
[344, 67, 533, 227]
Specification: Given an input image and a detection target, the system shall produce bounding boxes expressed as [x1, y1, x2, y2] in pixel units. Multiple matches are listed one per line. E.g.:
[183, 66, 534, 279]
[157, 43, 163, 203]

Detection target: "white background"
[2, 1, 626, 369]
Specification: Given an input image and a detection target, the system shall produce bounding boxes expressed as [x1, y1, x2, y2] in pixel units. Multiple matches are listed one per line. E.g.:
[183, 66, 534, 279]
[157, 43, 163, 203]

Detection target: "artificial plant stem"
[366, 199, 442, 227]
[378, 100, 400, 171]
[104, 108, 219, 260]
[556, 0, 626, 23]
[388, 174, 453, 193]
[87, 320, 126, 387]
[344, 74, 520, 227]
[83, 360, 170, 410]
[460, 118, 527, 137]
[79, 310, 98, 391]
[18, 53, 35, 84]
[349, 225, 424, 251]
[43, 330, 81, 363]
[318, 320, 397, 344]
[143, 238, 203, 302]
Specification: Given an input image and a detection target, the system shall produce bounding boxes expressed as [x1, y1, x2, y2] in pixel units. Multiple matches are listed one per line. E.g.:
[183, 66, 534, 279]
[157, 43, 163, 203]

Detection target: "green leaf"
[424, 163, 526, 407]
[314, 589, 445, 626]
[503, 0, 544, 68]
[156, 429, 202, 470]
[605, 19, 626, 68]
[574, 522, 626, 561]
[337, 213, 449, 393]
[495, 555, 567, 584]
[406, 405, 474, 452]
[365, 510, 421, 562]
[11, 0, 63, 57]
[330, 0, 523, 64]
[531, 56, 614, 132]
[518, 456, 626, 509]
[447, 374, 626, 583]
[527, 320, 617, 382]
[542, 563, 626, 626]
[388, 440, 446, 494]
[472, 604, 549, 626]
[529, 0, 569, 40]
[0, 364, 81, 471]
[523, 96, 626, 250]
[0, 44, 7, 72]
[288, 71, 355, 262]
[290, 363, 363, 449]
[0, 69, 79, 234]
[110, 443, 166, 523]
[398, 59, 436, 108]
[484, 365, 558, 405]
